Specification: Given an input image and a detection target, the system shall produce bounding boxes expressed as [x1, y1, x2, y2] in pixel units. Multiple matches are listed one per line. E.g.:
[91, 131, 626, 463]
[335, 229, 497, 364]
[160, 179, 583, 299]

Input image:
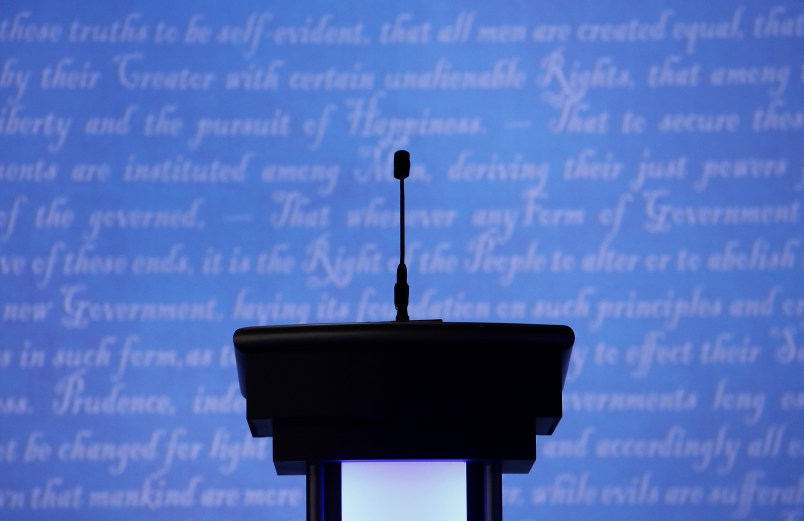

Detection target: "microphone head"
[393, 150, 410, 180]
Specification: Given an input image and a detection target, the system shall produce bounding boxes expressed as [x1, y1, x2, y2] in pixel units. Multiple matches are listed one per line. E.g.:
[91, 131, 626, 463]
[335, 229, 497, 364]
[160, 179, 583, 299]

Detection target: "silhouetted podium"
[233, 150, 575, 520]
[234, 320, 574, 521]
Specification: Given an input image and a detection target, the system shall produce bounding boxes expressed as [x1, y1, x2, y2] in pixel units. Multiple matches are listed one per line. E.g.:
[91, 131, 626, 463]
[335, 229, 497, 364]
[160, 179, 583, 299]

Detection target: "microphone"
[394, 150, 410, 181]
[393, 150, 410, 322]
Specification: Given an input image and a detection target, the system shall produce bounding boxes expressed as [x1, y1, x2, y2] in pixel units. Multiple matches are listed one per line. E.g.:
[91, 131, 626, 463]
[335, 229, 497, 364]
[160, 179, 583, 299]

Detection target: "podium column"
[467, 462, 502, 521]
[307, 462, 341, 521]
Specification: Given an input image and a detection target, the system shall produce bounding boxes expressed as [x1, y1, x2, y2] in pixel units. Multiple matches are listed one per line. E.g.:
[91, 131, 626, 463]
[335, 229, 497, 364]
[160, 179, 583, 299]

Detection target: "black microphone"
[394, 150, 410, 181]
[393, 150, 410, 322]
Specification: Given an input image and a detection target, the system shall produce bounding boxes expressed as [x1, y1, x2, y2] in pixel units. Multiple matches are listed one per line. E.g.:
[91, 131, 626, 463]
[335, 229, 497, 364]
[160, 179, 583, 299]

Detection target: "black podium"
[234, 320, 575, 521]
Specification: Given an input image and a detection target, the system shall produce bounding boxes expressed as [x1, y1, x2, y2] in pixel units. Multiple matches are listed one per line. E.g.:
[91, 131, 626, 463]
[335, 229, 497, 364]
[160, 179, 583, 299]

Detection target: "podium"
[234, 320, 575, 521]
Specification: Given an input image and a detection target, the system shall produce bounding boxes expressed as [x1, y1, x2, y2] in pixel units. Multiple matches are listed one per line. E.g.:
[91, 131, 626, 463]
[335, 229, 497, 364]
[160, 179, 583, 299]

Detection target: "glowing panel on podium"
[341, 462, 467, 521]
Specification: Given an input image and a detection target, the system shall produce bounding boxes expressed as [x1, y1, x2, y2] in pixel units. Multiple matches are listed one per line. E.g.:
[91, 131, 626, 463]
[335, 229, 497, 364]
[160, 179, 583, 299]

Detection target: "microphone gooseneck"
[393, 150, 410, 322]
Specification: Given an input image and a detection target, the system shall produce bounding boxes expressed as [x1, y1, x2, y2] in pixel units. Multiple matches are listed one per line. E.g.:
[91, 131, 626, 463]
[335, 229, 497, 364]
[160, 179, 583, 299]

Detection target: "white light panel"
[341, 461, 467, 521]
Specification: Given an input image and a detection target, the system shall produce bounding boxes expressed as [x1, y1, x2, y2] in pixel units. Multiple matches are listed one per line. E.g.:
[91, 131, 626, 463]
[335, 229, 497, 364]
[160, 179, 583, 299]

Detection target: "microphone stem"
[400, 177, 405, 266]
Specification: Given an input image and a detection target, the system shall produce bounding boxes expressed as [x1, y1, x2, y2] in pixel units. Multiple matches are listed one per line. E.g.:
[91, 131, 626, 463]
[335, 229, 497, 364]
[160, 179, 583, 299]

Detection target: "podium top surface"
[233, 320, 575, 473]
[235, 320, 572, 350]
[234, 320, 573, 393]
[234, 320, 573, 418]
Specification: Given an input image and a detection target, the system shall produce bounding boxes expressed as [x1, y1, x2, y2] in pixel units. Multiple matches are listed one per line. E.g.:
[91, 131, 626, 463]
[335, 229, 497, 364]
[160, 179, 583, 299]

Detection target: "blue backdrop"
[0, 1, 802, 520]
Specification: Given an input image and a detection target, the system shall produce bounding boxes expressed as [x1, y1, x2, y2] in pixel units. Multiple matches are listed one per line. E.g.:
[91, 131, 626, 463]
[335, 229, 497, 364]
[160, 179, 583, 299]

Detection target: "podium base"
[306, 461, 502, 521]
